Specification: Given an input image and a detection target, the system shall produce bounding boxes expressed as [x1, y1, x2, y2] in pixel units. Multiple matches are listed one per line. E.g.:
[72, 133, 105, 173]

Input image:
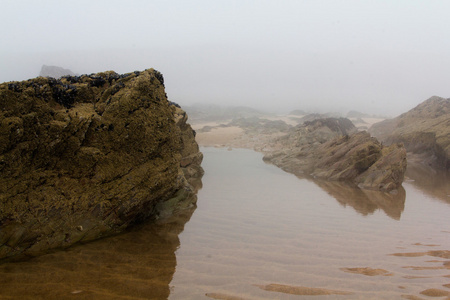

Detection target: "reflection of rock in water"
[0, 207, 196, 299]
[405, 162, 450, 204]
[313, 180, 406, 220]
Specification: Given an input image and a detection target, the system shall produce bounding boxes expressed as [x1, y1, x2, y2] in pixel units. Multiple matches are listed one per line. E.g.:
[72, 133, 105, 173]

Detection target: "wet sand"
[206, 292, 248, 300]
[390, 250, 450, 259]
[340, 267, 393, 276]
[194, 126, 244, 147]
[255, 283, 353, 295]
[419, 288, 450, 297]
[194, 121, 285, 151]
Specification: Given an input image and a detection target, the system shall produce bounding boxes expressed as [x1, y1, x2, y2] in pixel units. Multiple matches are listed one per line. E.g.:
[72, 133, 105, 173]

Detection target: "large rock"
[264, 118, 406, 192]
[370, 96, 450, 170]
[0, 69, 203, 260]
[272, 118, 357, 150]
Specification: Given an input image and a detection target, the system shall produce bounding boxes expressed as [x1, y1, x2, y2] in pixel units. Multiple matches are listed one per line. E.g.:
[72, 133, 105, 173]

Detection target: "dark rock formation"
[264, 118, 407, 192]
[39, 65, 76, 78]
[370, 96, 450, 170]
[0, 69, 203, 260]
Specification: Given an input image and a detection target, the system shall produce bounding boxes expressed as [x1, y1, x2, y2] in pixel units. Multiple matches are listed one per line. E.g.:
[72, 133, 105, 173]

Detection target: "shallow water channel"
[0, 147, 449, 299]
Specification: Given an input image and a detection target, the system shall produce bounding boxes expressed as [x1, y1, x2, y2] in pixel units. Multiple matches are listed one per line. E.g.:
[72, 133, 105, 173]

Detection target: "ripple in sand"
[413, 243, 440, 247]
[340, 267, 393, 276]
[205, 292, 248, 300]
[419, 288, 450, 297]
[403, 275, 432, 279]
[390, 250, 450, 259]
[402, 263, 450, 271]
[255, 283, 353, 296]
[401, 295, 425, 300]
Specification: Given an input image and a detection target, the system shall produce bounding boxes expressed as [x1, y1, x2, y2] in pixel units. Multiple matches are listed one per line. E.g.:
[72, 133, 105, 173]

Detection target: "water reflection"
[0, 207, 195, 299]
[405, 162, 450, 204]
[311, 180, 406, 220]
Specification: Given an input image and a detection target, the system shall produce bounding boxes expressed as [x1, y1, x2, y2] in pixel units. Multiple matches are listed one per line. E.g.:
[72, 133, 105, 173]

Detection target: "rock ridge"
[370, 96, 450, 170]
[0, 69, 203, 260]
[264, 118, 407, 192]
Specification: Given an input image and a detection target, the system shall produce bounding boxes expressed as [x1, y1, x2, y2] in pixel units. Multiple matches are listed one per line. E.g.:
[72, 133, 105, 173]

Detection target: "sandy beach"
[194, 126, 244, 147]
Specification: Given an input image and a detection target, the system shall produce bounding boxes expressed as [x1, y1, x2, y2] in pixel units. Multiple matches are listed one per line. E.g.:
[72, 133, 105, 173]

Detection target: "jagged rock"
[268, 118, 357, 152]
[264, 118, 406, 192]
[39, 65, 76, 78]
[370, 96, 450, 170]
[0, 69, 203, 260]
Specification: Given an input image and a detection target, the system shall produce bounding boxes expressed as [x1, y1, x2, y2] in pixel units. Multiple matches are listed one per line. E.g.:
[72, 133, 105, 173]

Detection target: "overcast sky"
[1, 0, 449, 116]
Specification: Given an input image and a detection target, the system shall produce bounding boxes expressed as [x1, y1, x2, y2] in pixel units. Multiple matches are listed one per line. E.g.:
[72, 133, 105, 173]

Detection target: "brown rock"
[264, 119, 406, 192]
[0, 69, 203, 260]
[370, 96, 450, 170]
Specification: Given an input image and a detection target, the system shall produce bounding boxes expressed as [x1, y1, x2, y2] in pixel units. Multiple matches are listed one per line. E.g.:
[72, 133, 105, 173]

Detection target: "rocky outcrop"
[0, 69, 203, 260]
[266, 118, 357, 153]
[229, 117, 292, 135]
[39, 65, 76, 78]
[264, 118, 407, 192]
[369, 96, 450, 170]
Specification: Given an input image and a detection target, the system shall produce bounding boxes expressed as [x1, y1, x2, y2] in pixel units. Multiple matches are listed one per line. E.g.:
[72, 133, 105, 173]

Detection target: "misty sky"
[1, 0, 449, 116]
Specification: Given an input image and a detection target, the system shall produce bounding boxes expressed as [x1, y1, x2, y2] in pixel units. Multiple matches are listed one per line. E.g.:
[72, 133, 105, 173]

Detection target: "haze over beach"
[1, 0, 450, 116]
[1, 2, 450, 299]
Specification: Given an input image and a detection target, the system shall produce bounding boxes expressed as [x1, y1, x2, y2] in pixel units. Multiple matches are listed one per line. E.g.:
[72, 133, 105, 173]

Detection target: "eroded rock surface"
[264, 118, 406, 192]
[370, 96, 450, 170]
[0, 69, 203, 260]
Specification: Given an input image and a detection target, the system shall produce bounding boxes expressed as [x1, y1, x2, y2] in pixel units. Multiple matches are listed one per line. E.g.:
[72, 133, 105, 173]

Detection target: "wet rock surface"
[370, 96, 450, 170]
[264, 118, 407, 192]
[0, 69, 203, 260]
